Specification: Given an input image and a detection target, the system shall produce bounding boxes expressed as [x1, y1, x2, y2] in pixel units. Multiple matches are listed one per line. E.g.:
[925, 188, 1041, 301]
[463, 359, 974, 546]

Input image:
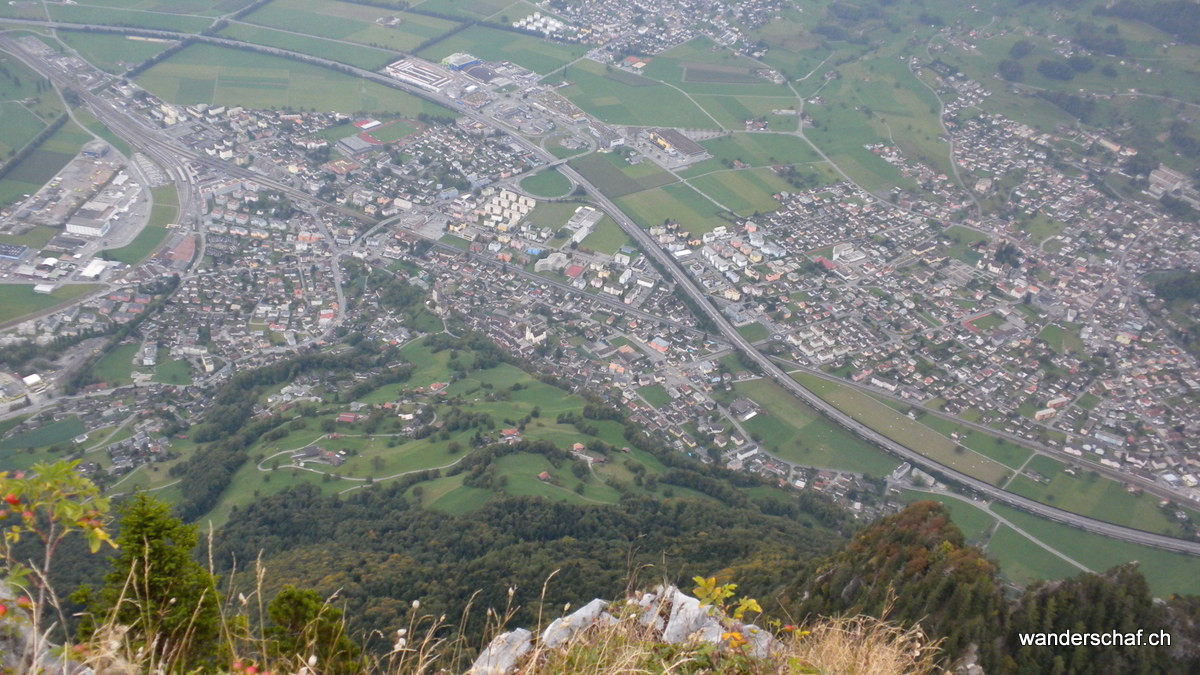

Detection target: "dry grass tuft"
[786, 614, 941, 675]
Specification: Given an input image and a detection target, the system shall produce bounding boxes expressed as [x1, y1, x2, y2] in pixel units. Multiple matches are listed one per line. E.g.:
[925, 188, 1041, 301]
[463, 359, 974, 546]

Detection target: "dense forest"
[212, 480, 850, 653]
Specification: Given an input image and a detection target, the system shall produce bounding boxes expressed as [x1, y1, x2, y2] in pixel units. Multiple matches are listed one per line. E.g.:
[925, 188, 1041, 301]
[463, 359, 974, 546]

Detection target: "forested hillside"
[213, 480, 851, 653]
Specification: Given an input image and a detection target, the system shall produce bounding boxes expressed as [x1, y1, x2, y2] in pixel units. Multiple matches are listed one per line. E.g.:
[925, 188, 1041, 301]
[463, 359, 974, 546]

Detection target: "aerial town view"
[2, 0, 1200, 672]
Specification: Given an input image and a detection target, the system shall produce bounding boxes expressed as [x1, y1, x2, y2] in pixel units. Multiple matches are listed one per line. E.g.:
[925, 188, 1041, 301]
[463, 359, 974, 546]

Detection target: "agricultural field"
[135, 44, 449, 116]
[519, 168, 572, 198]
[957, 431, 1033, 469]
[60, 0, 248, 16]
[639, 37, 794, 97]
[969, 313, 1005, 331]
[690, 95, 803, 131]
[792, 372, 1012, 485]
[1006, 455, 1190, 537]
[0, 103, 46, 159]
[48, 3, 216, 32]
[986, 525, 1086, 588]
[215, 23, 392, 70]
[556, 60, 719, 130]
[245, 0, 461, 55]
[0, 55, 65, 158]
[733, 378, 899, 478]
[0, 416, 85, 454]
[680, 133, 822, 178]
[615, 183, 731, 235]
[408, 0, 516, 20]
[900, 489, 1185, 592]
[56, 31, 174, 73]
[0, 283, 101, 325]
[689, 167, 794, 216]
[900, 490, 996, 543]
[991, 504, 1200, 597]
[1019, 214, 1070, 245]
[750, 24, 829, 82]
[419, 25, 587, 75]
[942, 226, 989, 264]
[804, 100, 916, 194]
[820, 52, 950, 176]
[569, 151, 676, 198]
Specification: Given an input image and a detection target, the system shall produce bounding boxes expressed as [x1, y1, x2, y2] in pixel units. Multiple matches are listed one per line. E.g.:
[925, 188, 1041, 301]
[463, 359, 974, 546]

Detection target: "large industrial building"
[384, 59, 453, 92]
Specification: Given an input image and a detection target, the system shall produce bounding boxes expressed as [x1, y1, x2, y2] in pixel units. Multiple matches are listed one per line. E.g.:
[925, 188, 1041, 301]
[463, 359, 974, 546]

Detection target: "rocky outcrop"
[469, 585, 775, 674]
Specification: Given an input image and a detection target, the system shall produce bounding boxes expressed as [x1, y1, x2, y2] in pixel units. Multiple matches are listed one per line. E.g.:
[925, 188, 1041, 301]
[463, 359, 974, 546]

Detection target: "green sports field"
[105, 186, 178, 264]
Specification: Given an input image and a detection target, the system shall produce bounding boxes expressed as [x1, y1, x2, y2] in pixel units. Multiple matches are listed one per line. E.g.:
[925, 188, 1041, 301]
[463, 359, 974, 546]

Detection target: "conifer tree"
[74, 493, 220, 669]
[266, 585, 363, 673]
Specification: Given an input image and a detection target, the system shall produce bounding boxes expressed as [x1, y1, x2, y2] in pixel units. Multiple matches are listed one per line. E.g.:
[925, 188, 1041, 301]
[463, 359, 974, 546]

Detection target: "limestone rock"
[541, 598, 613, 648]
[469, 627, 532, 675]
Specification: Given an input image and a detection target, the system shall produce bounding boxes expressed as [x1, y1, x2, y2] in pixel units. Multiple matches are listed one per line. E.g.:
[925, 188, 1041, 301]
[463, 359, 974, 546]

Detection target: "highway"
[4, 20, 1200, 555]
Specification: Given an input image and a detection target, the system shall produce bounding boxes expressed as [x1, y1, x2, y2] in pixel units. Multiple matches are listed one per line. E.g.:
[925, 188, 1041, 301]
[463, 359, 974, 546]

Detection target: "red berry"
[0, 604, 7, 617]
[4, 494, 18, 507]
[21, 510, 33, 520]
[0, 510, 8, 519]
